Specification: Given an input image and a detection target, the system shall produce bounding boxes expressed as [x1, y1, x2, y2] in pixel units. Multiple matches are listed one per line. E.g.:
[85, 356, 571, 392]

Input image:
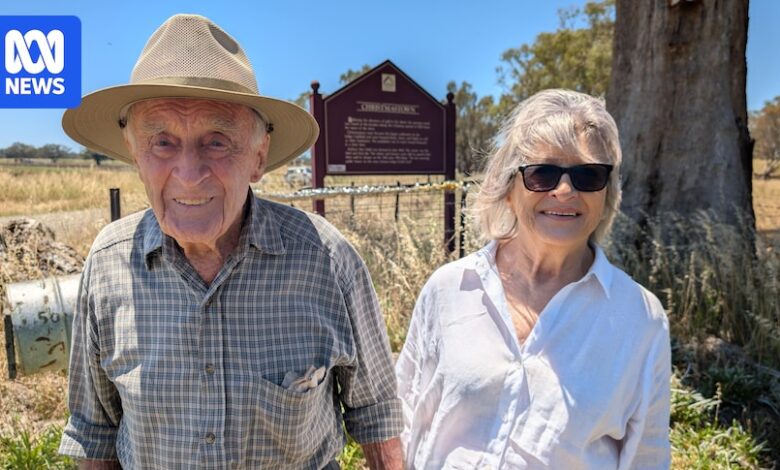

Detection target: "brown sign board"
[323, 61, 446, 174]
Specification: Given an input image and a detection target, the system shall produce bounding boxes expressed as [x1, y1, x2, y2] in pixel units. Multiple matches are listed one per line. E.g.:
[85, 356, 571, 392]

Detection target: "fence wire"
[256, 182, 478, 257]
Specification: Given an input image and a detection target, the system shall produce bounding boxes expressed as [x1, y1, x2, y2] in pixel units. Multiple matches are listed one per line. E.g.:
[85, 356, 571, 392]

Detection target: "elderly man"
[58, 14, 403, 469]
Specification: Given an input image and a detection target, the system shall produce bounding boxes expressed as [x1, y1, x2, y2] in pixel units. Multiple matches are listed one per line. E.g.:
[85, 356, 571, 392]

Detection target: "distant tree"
[294, 90, 311, 111]
[294, 64, 374, 111]
[750, 96, 780, 178]
[80, 148, 109, 166]
[39, 143, 70, 163]
[496, 0, 614, 115]
[446, 81, 498, 176]
[1, 142, 37, 160]
[338, 64, 372, 85]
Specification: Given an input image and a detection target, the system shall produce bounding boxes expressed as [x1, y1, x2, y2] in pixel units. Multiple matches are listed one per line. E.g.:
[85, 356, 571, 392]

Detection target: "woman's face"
[506, 142, 608, 252]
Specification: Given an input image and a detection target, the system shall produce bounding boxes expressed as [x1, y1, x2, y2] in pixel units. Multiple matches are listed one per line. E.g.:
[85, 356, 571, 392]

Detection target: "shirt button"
[205, 364, 215, 374]
[205, 432, 216, 444]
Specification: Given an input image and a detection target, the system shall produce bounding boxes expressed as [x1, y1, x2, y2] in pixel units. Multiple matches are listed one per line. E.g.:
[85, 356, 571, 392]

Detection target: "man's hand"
[361, 437, 404, 470]
[79, 460, 122, 470]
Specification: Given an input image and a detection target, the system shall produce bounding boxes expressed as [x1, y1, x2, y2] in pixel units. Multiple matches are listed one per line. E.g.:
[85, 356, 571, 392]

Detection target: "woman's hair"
[471, 89, 622, 243]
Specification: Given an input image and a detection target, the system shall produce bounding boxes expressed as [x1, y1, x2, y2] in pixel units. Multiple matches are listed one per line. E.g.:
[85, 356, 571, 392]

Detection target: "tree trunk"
[607, 0, 753, 230]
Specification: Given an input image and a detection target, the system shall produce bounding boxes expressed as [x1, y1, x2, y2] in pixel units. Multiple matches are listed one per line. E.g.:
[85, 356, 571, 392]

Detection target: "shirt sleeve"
[619, 297, 672, 470]
[335, 244, 403, 444]
[59, 256, 123, 460]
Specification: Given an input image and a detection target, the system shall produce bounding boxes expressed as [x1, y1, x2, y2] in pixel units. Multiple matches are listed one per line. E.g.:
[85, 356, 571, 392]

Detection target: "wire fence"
[102, 179, 780, 258]
[257, 181, 477, 257]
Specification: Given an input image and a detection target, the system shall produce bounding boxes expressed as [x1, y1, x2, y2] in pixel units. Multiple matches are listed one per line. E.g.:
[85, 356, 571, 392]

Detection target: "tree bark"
[607, 0, 753, 229]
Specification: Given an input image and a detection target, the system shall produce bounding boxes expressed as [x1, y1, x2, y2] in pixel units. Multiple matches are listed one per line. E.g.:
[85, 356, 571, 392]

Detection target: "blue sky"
[1, 0, 778, 150]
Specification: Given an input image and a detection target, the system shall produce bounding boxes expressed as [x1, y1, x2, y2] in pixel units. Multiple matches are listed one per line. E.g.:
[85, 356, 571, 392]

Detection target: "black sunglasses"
[517, 164, 613, 192]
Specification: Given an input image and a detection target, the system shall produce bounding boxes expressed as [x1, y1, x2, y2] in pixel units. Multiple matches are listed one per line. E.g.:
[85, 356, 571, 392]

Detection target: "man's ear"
[250, 133, 271, 183]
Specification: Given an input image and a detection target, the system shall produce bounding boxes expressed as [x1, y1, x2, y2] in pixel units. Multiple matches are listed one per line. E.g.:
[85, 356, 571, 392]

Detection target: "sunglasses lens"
[520, 164, 612, 192]
[522, 165, 561, 191]
[571, 165, 610, 191]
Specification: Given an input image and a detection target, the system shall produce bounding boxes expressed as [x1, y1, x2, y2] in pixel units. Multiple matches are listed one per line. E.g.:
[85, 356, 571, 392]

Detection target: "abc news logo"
[5, 29, 66, 94]
[0, 16, 80, 108]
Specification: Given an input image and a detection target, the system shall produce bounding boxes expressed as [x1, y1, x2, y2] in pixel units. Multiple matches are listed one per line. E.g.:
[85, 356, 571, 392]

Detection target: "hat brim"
[62, 83, 319, 172]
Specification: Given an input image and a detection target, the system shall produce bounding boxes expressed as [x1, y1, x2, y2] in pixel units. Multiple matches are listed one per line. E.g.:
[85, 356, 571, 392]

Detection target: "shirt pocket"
[249, 370, 341, 465]
[439, 447, 491, 469]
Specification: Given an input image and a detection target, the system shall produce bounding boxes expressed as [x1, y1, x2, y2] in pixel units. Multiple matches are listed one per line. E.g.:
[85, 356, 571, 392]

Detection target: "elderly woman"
[396, 89, 671, 469]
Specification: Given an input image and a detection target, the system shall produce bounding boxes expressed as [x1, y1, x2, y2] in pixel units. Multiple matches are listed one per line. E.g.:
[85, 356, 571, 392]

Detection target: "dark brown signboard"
[323, 61, 446, 174]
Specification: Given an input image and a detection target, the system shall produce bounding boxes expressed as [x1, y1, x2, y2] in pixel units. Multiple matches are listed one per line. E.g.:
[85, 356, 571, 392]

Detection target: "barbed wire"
[256, 180, 476, 202]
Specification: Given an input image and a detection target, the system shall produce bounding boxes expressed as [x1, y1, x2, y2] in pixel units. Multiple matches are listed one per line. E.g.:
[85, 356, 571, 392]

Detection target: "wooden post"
[4, 315, 16, 379]
[395, 181, 401, 222]
[350, 181, 355, 215]
[310, 81, 326, 216]
[444, 92, 457, 254]
[109, 188, 121, 221]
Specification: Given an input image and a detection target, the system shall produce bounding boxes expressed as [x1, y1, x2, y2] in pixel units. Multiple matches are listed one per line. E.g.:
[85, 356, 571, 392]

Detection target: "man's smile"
[173, 197, 214, 206]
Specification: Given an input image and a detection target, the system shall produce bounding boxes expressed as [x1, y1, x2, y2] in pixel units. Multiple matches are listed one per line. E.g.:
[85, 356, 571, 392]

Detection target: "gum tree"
[607, 0, 753, 228]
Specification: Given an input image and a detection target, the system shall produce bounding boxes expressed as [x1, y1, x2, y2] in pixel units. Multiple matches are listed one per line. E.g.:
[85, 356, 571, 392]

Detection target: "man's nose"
[172, 144, 211, 186]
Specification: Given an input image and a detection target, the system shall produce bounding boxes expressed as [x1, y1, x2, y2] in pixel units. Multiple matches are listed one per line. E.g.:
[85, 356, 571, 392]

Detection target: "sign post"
[310, 81, 326, 216]
[310, 60, 457, 252]
[444, 92, 456, 253]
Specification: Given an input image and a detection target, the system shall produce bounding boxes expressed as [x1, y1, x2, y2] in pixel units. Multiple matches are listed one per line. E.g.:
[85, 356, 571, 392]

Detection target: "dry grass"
[605, 211, 780, 363]
[0, 162, 449, 259]
[1, 160, 779, 468]
[338, 215, 451, 351]
[754, 185, 780, 237]
[754, 160, 780, 239]
[0, 164, 147, 217]
[3, 159, 774, 241]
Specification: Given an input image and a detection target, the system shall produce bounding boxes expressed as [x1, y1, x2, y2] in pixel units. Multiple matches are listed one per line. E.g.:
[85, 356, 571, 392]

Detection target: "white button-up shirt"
[396, 242, 671, 469]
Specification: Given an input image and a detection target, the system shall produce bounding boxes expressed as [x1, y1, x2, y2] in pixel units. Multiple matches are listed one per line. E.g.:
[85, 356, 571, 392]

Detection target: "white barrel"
[4, 274, 80, 378]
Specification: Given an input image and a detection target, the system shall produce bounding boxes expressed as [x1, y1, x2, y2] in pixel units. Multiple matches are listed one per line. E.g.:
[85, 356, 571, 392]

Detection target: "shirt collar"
[587, 244, 613, 299]
[142, 213, 163, 268]
[476, 239, 614, 299]
[246, 193, 286, 255]
[142, 190, 286, 269]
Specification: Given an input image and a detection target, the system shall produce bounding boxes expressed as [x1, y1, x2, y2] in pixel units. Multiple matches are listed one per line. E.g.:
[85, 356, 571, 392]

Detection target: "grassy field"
[1, 160, 779, 468]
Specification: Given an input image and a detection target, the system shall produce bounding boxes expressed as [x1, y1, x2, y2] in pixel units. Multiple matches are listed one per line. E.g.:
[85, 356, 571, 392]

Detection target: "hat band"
[134, 76, 257, 94]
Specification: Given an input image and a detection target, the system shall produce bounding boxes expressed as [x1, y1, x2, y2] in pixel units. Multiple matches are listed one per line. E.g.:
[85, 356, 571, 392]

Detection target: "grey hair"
[121, 100, 269, 154]
[471, 89, 622, 244]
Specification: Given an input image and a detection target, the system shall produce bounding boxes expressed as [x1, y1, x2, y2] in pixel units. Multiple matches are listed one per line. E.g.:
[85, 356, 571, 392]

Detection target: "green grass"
[671, 380, 766, 469]
[338, 437, 368, 470]
[0, 381, 768, 470]
[0, 423, 76, 470]
[0, 418, 364, 469]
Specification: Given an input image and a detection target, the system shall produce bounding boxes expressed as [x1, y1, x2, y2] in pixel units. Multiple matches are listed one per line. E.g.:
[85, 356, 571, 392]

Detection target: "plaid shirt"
[59, 193, 403, 469]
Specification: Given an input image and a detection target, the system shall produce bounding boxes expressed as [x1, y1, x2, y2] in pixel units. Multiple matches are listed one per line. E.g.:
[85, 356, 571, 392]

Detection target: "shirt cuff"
[58, 416, 118, 460]
[344, 397, 404, 444]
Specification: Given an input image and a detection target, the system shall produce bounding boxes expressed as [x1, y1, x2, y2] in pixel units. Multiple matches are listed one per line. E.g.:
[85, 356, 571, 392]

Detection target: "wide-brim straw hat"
[62, 14, 318, 172]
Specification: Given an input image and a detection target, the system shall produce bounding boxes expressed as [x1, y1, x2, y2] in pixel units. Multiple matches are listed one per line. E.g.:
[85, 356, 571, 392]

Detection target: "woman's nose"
[550, 173, 577, 198]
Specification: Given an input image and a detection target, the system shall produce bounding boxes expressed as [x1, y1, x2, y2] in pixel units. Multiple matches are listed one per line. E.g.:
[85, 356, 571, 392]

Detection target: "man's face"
[125, 98, 269, 249]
